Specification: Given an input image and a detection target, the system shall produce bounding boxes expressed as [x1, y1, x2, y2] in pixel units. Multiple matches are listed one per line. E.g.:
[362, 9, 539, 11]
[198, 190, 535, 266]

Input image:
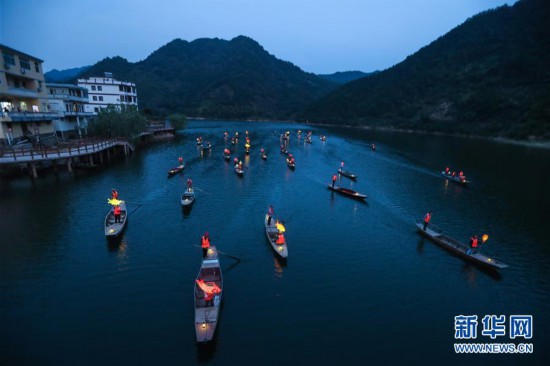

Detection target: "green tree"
[88, 105, 146, 139]
[167, 113, 187, 130]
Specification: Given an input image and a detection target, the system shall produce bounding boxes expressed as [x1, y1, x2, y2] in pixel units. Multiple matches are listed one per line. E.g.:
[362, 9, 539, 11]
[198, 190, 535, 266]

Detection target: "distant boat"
[202, 142, 212, 152]
[261, 152, 267, 160]
[415, 220, 508, 270]
[181, 188, 195, 207]
[167, 165, 184, 177]
[194, 246, 223, 343]
[305, 136, 312, 144]
[196, 138, 203, 146]
[280, 148, 288, 155]
[286, 158, 295, 170]
[327, 184, 367, 200]
[264, 214, 288, 259]
[337, 168, 357, 180]
[441, 171, 469, 186]
[320, 135, 326, 141]
[105, 201, 127, 237]
[235, 166, 244, 177]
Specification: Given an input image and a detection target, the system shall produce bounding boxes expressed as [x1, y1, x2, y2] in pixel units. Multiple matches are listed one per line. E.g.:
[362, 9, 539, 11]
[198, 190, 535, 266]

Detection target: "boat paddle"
[193, 244, 241, 262]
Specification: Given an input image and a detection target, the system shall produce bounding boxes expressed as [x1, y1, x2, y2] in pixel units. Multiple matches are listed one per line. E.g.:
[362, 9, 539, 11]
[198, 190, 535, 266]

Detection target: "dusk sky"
[1, 0, 516, 74]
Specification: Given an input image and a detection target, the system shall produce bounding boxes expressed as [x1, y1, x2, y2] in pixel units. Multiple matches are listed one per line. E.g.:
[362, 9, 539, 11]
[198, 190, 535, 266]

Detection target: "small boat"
[305, 137, 312, 144]
[327, 184, 367, 200]
[280, 148, 288, 155]
[196, 138, 203, 146]
[415, 220, 508, 270]
[105, 201, 128, 237]
[194, 246, 223, 343]
[231, 138, 236, 145]
[264, 214, 288, 259]
[75, 162, 100, 170]
[181, 188, 195, 207]
[320, 135, 326, 141]
[235, 167, 244, 177]
[287, 158, 295, 170]
[261, 153, 267, 160]
[168, 165, 184, 177]
[245, 144, 250, 155]
[223, 153, 230, 161]
[202, 143, 212, 152]
[441, 172, 469, 186]
[338, 168, 357, 180]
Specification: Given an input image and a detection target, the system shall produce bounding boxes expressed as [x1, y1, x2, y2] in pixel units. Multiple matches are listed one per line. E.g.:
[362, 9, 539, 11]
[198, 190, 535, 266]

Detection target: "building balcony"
[62, 111, 94, 117]
[1, 111, 57, 122]
[4, 87, 39, 98]
[49, 94, 89, 103]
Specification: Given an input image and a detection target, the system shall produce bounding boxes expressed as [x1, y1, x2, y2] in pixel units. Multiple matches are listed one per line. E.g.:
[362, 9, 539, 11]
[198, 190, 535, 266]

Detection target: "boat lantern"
[482, 234, 489, 243]
[276, 222, 286, 232]
[202, 323, 206, 329]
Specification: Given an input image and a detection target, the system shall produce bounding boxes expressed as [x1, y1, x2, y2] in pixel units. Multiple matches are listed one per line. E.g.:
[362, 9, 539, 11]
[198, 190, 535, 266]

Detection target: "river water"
[1, 120, 549, 365]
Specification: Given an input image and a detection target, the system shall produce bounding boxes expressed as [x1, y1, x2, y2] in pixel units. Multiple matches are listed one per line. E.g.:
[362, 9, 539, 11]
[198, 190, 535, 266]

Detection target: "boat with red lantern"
[415, 220, 507, 270]
[194, 246, 223, 343]
[264, 214, 288, 259]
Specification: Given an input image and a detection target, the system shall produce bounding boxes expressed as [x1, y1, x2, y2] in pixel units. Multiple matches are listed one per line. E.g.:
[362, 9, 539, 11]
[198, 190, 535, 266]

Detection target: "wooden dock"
[0, 138, 134, 178]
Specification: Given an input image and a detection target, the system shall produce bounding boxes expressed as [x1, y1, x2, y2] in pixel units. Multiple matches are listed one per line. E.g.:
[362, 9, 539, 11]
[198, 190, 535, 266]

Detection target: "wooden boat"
[202, 143, 212, 152]
[327, 184, 367, 200]
[196, 138, 203, 146]
[305, 137, 312, 144]
[235, 167, 244, 176]
[441, 171, 469, 186]
[105, 201, 128, 237]
[194, 246, 223, 343]
[167, 165, 184, 177]
[320, 136, 326, 141]
[261, 153, 267, 160]
[223, 153, 230, 161]
[415, 220, 508, 270]
[264, 214, 288, 259]
[286, 158, 295, 170]
[181, 188, 195, 207]
[338, 168, 357, 180]
[280, 148, 288, 155]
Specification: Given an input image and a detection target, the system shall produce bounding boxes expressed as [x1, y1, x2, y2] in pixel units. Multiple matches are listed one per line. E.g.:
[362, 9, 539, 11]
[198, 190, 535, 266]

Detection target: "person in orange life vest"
[114, 205, 121, 223]
[267, 205, 274, 226]
[276, 232, 285, 245]
[423, 211, 432, 231]
[332, 174, 337, 188]
[201, 232, 210, 259]
[187, 178, 193, 191]
[111, 189, 118, 199]
[178, 157, 183, 165]
[205, 291, 215, 307]
[468, 234, 478, 255]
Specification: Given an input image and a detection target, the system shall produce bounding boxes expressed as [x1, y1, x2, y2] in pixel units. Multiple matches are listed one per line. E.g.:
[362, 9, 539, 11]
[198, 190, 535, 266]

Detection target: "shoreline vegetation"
[186, 118, 550, 149]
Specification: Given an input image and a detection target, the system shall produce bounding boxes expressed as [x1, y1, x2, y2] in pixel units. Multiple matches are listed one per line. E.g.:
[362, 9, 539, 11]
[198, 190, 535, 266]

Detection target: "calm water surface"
[1, 120, 549, 365]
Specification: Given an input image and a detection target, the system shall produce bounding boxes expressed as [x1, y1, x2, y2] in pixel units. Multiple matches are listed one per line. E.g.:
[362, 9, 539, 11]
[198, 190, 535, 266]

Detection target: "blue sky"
[0, 0, 516, 74]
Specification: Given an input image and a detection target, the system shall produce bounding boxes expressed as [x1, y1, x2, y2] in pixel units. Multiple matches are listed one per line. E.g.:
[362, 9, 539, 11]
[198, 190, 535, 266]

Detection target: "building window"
[92, 96, 97, 101]
[91, 85, 96, 90]
[2, 51, 15, 66]
[119, 85, 123, 92]
[133, 96, 137, 103]
[97, 86, 102, 91]
[99, 96, 103, 101]
[50, 89, 55, 95]
[34, 62, 40, 72]
[94, 107, 99, 113]
[19, 57, 31, 70]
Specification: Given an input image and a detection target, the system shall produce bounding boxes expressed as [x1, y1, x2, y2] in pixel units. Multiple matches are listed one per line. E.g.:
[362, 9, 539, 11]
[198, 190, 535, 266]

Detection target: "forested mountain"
[45, 66, 90, 82]
[301, 0, 550, 140]
[76, 36, 337, 119]
[318, 71, 372, 84]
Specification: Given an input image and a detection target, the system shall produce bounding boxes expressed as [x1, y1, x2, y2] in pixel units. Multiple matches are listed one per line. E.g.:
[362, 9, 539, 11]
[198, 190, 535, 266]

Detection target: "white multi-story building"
[1, 44, 57, 146]
[47, 83, 94, 139]
[77, 72, 138, 113]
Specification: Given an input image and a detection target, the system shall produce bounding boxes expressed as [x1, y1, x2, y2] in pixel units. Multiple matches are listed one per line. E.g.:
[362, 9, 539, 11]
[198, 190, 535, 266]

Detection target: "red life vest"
[332, 175, 337, 182]
[424, 213, 431, 223]
[114, 206, 121, 215]
[470, 237, 478, 248]
[276, 234, 285, 245]
[201, 236, 210, 249]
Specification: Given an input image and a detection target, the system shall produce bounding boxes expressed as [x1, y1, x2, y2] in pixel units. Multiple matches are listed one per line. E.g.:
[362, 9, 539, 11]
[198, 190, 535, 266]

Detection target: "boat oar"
[193, 245, 241, 262]
[128, 204, 143, 216]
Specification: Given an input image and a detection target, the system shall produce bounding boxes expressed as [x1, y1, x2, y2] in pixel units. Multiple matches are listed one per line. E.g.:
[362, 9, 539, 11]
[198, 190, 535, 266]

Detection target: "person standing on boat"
[111, 189, 118, 199]
[114, 205, 121, 223]
[267, 205, 274, 226]
[468, 235, 478, 255]
[332, 174, 337, 188]
[445, 167, 450, 175]
[201, 232, 210, 259]
[423, 211, 432, 231]
[372, 143, 376, 151]
[340, 161, 344, 172]
[178, 157, 183, 166]
[187, 178, 193, 191]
